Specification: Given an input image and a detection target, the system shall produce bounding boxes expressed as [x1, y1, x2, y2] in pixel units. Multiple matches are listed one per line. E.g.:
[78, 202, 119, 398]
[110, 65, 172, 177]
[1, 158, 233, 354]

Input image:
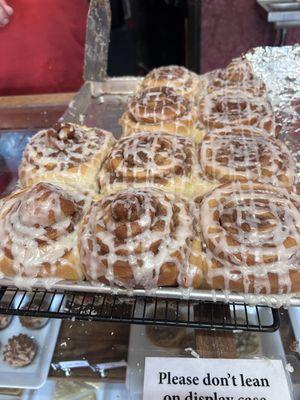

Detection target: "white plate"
[0, 293, 62, 389]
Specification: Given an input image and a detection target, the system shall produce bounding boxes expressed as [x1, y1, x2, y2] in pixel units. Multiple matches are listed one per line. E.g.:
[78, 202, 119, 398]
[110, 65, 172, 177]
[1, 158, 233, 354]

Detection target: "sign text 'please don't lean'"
[142, 358, 292, 400]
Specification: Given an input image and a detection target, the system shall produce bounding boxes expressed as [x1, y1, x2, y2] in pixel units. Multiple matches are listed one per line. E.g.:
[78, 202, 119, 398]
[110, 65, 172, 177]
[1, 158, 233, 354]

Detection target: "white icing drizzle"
[98, 131, 195, 193]
[121, 86, 198, 139]
[0, 183, 90, 278]
[205, 58, 267, 96]
[140, 65, 199, 99]
[198, 89, 278, 135]
[19, 123, 114, 191]
[198, 182, 300, 294]
[79, 188, 200, 289]
[129, 87, 191, 123]
[0, 58, 298, 300]
[198, 126, 296, 188]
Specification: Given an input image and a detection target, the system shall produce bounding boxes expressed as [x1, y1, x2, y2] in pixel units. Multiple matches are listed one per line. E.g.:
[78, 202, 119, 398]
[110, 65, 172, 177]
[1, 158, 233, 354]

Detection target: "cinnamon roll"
[201, 69, 266, 98]
[0, 182, 90, 280]
[19, 123, 115, 192]
[220, 57, 258, 84]
[139, 65, 200, 101]
[79, 188, 203, 289]
[98, 132, 205, 197]
[197, 182, 300, 294]
[197, 127, 296, 192]
[120, 87, 203, 143]
[198, 90, 279, 136]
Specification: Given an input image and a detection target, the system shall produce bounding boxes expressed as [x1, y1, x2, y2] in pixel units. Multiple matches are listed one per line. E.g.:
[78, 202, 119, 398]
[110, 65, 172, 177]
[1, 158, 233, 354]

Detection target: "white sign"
[143, 358, 292, 400]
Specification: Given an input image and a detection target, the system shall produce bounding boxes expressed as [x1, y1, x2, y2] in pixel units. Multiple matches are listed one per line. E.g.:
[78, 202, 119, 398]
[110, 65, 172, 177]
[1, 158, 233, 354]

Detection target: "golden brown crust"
[79, 188, 203, 289]
[198, 90, 280, 136]
[199, 58, 266, 97]
[139, 65, 200, 101]
[0, 183, 89, 281]
[19, 123, 115, 193]
[120, 87, 203, 143]
[198, 127, 296, 189]
[98, 132, 201, 197]
[197, 182, 300, 294]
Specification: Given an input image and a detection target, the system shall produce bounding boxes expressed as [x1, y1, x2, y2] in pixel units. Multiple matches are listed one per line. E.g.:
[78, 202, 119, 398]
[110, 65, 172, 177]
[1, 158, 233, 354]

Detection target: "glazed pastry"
[0, 182, 90, 280]
[19, 303, 49, 329]
[198, 57, 266, 97]
[79, 188, 203, 289]
[218, 57, 261, 85]
[139, 65, 200, 101]
[197, 127, 296, 192]
[19, 123, 115, 192]
[3, 334, 37, 367]
[201, 69, 266, 98]
[197, 182, 300, 294]
[198, 90, 279, 136]
[120, 87, 203, 142]
[98, 132, 207, 197]
[0, 314, 12, 330]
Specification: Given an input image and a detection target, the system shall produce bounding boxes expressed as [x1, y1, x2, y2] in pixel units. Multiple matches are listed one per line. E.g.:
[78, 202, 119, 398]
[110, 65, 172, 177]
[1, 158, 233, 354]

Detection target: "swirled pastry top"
[79, 188, 202, 289]
[198, 57, 266, 97]
[19, 123, 115, 191]
[127, 87, 194, 124]
[198, 127, 296, 188]
[219, 58, 256, 83]
[198, 90, 279, 135]
[198, 182, 300, 294]
[204, 69, 266, 97]
[140, 66, 199, 99]
[99, 132, 195, 187]
[0, 182, 90, 278]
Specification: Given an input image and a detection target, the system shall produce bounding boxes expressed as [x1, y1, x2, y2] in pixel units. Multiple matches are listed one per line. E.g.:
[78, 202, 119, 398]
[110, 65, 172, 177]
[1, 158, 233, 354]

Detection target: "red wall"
[200, 0, 300, 73]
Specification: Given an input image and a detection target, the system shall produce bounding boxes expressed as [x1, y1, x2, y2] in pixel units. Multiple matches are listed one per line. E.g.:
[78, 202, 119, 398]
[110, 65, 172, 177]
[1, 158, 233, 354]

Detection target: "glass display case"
[0, 1, 299, 399]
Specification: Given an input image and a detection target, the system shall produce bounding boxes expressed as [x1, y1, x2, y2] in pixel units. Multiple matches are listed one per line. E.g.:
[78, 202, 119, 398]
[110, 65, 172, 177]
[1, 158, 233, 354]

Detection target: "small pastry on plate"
[3, 334, 37, 367]
[19, 303, 49, 330]
[0, 314, 12, 330]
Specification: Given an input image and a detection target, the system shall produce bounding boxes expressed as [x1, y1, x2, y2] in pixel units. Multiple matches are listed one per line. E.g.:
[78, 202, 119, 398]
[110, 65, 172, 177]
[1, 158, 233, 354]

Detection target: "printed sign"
[143, 357, 291, 400]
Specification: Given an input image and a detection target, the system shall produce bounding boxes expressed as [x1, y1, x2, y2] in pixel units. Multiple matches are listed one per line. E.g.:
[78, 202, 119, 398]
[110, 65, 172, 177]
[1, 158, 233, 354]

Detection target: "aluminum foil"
[246, 46, 300, 183]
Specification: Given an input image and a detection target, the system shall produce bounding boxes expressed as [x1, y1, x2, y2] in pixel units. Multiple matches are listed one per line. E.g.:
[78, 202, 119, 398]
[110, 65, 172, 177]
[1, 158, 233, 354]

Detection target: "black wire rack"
[0, 286, 279, 332]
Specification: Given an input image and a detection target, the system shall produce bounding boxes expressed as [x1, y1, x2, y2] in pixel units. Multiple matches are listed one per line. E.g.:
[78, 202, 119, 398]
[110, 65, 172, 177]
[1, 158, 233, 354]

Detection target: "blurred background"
[0, 0, 299, 94]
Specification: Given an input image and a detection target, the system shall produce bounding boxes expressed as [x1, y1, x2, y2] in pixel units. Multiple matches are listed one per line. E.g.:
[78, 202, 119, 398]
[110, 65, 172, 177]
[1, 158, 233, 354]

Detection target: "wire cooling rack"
[0, 286, 279, 332]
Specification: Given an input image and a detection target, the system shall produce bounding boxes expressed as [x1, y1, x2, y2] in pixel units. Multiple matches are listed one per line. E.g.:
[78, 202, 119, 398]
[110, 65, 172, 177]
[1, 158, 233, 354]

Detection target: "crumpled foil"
[246, 46, 300, 184]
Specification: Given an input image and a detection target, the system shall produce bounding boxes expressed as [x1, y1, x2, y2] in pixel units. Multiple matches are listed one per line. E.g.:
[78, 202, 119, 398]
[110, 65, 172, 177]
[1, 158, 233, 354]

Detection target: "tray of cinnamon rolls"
[0, 49, 299, 307]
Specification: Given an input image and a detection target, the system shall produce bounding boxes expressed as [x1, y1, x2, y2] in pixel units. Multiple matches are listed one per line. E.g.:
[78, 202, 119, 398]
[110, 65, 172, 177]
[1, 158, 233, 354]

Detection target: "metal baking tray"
[0, 278, 298, 308]
[0, 71, 299, 308]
